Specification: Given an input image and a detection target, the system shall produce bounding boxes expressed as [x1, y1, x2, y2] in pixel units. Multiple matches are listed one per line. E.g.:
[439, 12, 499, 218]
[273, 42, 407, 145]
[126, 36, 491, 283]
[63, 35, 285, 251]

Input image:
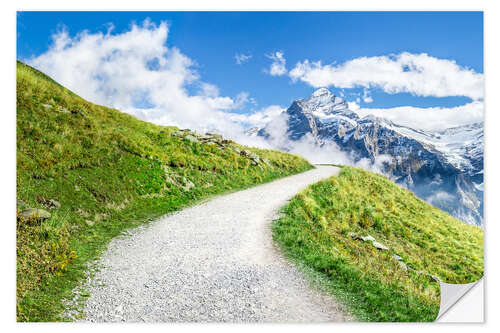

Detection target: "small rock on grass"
[429, 274, 441, 283]
[361, 235, 375, 242]
[348, 232, 360, 240]
[19, 208, 51, 222]
[43, 199, 61, 209]
[398, 261, 408, 271]
[372, 241, 389, 251]
[171, 131, 184, 138]
[58, 107, 71, 114]
[184, 135, 199, 143]
[182, 177, 196, 191]
[392, 254, 403, 261]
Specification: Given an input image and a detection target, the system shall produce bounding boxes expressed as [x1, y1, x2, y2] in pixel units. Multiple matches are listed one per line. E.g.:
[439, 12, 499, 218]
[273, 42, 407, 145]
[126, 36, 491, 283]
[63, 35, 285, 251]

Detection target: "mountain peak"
[310, 87, 333, 98]
[296, 87, 350, 118]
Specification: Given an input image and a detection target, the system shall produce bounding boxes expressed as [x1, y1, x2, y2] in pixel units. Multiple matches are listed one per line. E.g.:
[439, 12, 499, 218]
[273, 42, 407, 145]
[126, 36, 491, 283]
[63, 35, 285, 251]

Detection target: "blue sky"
[17, 12, 483, 108]
[16, 11, 483, 135]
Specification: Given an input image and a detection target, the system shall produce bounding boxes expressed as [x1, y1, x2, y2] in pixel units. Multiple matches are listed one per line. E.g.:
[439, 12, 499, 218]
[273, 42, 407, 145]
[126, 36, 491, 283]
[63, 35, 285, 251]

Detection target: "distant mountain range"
[250, 88, 483, 225]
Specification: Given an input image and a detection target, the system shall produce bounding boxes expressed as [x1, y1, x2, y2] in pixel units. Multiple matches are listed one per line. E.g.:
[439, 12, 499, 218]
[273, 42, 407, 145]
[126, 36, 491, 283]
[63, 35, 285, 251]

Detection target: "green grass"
[272, 166, 483, 322]
[16, 61, 313, 322]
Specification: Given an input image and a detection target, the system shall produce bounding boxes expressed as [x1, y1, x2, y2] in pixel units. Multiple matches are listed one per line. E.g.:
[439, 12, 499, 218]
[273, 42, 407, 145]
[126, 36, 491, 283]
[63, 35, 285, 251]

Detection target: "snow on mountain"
[252, 88, 484, 225]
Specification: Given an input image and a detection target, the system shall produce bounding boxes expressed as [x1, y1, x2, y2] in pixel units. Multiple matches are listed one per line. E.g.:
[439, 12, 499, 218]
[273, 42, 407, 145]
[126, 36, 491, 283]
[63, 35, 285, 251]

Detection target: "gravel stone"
[78, 166, 350, 322]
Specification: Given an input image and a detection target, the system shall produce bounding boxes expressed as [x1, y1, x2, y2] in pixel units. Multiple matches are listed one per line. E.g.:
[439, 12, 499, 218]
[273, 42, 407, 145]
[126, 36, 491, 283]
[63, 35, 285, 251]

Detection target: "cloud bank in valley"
[352, 101, 484, 132]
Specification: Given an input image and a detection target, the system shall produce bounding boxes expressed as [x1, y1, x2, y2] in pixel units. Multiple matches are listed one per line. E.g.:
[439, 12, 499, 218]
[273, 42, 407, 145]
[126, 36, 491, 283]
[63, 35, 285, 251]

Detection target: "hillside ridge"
[16, 61, 312, 321]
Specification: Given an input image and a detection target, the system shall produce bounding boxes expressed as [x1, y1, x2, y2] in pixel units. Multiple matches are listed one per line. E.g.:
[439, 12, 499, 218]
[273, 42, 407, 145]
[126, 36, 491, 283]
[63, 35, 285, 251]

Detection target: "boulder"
[198, 135, 212, 141]
[414, 270, 441, 283]
[171, 131, 183, 137]
[50, 199, 61, 209]
[240, 150, 261, 165]
[250, 154, 260, 164]
[348, 232, 360, 240]
[392, 254, 403, 261]
[212, 134, 223, 142]
[429, 274, 442, 283]
[372, 241, 389, 251]
[19, 208, 51, 222]
[182, 177, 195, 191]
[184, 135, 199, 143]
[361, 235, 376, 242]
[398, 261, 408, 271]
[43, 199, 61, 209]
[206, 133, 223, 140]
[85, 219, 95, 226]
[58, 107, 71, 114]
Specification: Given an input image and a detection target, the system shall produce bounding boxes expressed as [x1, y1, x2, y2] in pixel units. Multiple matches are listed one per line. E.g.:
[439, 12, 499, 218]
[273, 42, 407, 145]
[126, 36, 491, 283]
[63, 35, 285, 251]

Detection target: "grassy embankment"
[273, 166, 483, 322]
[16, 61, 313, 321]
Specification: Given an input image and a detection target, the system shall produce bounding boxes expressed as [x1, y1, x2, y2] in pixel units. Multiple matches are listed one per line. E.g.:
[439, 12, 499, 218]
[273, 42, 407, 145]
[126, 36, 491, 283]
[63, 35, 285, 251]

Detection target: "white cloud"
[347, 101, 360, 111]
[362, 88, 373, 103]
[229, 105, 285, 128]
[199, 83, 220, 97]
[255, 110, 392, 170]
[265, 51, 287, 76]
[354, 101, 484, 131]
[26, 20, 262, 145]
[426, 191, 455, 206]
[289, 52, 484, 100]
[234, 53, 252, 65]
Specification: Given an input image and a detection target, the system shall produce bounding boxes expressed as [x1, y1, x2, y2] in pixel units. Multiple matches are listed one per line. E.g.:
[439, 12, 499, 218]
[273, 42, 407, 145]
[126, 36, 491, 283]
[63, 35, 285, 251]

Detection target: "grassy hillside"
[16, 61, 313, 322]
[273, 166, 483, 322]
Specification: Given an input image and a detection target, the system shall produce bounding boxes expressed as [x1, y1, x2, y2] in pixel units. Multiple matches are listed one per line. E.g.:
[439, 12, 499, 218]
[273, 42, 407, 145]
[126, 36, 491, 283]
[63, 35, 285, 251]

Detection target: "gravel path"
[79, 165, 349, 322]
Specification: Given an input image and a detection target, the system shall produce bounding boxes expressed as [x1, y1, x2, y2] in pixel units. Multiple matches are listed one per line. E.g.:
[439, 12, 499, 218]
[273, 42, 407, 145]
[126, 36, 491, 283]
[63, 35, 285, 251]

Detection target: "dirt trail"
[80, 166, 349, 322]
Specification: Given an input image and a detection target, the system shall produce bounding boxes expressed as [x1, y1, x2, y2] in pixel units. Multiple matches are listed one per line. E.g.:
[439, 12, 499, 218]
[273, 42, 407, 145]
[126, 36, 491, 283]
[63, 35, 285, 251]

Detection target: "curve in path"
[80, 165, 349, 322]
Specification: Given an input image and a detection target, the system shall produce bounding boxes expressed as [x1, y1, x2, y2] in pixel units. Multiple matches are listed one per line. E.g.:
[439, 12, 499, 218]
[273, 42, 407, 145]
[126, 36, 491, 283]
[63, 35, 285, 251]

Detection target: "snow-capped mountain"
[253, 88, 484, 225]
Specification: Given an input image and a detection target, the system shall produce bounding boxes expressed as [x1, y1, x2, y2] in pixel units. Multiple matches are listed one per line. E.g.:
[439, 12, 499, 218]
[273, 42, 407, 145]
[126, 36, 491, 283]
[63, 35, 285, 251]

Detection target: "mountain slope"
[256, 88, 483, 225]
[273, 166, 483, 322]
[16, 61, 312, 321]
